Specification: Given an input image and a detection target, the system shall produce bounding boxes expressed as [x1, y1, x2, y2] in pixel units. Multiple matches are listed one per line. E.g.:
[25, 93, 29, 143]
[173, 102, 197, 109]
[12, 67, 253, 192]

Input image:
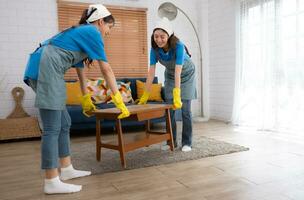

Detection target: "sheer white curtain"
[233, 0, 304, 134]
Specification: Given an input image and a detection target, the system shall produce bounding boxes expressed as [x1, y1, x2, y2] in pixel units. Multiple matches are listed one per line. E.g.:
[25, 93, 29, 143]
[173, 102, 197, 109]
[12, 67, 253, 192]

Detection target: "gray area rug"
[71, 136, 249, 174]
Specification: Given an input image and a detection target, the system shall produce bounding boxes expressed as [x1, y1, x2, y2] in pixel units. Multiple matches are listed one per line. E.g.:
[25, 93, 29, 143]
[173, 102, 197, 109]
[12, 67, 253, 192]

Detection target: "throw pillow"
[66, 79, 134, 105]
[86, 78, 109, 104]
[66, 81, 82, 105]
[107, 81, 134, 103]
[136, 80, 163, 102]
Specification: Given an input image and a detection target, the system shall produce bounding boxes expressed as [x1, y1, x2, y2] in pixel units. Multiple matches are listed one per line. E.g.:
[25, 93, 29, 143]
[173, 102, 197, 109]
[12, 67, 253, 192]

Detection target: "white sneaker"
[181, 145, 192, 152]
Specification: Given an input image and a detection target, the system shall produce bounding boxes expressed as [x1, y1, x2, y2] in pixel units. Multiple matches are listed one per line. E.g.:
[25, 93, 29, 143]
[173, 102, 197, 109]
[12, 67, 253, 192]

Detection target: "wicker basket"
[0, 87, 41, 140]
[0, 117, 41, 140]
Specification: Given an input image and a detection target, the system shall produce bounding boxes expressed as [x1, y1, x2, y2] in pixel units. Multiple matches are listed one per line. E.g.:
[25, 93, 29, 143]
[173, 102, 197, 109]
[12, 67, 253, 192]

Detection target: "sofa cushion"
[106, 81, 134, 104]
[87, 78, 134, 104]
[67, 78, 134, 105]
[66, 81, 82, 105]
[119, 77, 159, 100]
[86, 78, 108, 104]
[66, 77, 167, 131]
[136, 80, 163, 102]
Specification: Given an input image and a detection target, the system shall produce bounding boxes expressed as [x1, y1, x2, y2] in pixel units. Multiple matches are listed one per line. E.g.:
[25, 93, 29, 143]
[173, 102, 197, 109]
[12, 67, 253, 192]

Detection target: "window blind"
[57, 1, 148, 80]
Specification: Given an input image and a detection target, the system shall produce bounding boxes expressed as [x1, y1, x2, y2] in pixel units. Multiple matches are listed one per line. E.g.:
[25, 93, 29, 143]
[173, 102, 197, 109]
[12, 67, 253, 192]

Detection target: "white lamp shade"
[158, 2, 178, 21]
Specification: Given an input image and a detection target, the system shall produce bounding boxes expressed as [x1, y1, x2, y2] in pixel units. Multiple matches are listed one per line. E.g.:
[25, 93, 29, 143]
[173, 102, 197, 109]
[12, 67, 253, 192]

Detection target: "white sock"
[44, 176, 82, 194]
[60, 164, 91, 181]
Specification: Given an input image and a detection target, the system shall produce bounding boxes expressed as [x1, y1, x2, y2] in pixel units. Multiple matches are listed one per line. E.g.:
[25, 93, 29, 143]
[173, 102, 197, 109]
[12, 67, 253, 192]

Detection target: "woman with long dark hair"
[138, 17, 197, 152]
[24, 4, 129, 194]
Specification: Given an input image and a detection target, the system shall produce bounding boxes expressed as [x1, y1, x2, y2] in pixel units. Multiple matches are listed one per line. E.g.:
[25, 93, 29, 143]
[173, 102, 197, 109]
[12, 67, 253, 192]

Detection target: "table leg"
[144, 120, 151, 147]
[145, 120, 151, 137]
[96, 118, 101, 161]
[166, 109, 174, 151]
[116, 119, 126, 168]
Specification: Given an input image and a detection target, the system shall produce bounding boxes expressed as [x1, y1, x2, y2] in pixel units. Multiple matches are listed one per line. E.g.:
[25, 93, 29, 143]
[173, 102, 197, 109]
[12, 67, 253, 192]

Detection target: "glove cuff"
[142, 90, 150, 99]
[111, 91, 123, 105]
[82, 93, 91, 101]
[143, 90, 150, 95]
[173, 87, 181, 96]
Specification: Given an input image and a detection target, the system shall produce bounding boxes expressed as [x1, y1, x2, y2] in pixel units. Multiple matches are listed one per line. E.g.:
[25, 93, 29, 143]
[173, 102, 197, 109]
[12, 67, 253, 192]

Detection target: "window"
[57, 1, 148, 79]
[234, 0, 304, 134]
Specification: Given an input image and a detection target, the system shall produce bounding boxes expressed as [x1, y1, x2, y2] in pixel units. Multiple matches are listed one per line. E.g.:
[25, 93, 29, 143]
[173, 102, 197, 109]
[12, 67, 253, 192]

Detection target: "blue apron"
[155, 50, 197, 100]
[25, 44, 87, 110]
[24, 40, 50, 86]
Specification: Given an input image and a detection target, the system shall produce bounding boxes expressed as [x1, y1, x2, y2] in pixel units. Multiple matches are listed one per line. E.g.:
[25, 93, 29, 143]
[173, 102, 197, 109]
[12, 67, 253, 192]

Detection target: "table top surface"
[92, 104, 172, 115]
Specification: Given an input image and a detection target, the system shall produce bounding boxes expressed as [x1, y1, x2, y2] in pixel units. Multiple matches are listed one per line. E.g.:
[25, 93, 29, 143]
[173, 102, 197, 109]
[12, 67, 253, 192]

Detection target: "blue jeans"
[167, 99, 193, 147]
[39, 108, 71, 169]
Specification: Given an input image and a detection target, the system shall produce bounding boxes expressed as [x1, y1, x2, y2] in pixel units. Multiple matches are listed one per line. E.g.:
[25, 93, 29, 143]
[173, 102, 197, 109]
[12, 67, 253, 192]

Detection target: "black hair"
[151, 28, 191, 57]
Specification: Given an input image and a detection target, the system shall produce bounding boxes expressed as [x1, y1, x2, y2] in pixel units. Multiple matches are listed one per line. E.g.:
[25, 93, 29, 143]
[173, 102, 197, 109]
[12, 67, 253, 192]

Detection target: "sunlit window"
[235, 0, 304, 134]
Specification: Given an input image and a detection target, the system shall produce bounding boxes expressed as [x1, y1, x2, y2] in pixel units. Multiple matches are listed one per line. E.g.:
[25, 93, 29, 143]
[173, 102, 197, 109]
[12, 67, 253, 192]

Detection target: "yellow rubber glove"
[111, 92, 130, 119]
[81, 93, 96, 117]
[173, 87, 182, 110]
[138, 91, 150, 105]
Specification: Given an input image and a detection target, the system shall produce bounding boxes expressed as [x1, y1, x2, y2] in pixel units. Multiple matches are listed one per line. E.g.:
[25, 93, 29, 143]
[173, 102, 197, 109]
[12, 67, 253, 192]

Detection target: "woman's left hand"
[81, 93, 96, 117]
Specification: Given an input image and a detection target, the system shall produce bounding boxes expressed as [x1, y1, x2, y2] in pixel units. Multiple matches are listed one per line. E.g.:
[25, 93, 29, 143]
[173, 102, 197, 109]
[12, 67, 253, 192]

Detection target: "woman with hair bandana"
[24, 4, 129, 194]
[138, 17, 197, 152]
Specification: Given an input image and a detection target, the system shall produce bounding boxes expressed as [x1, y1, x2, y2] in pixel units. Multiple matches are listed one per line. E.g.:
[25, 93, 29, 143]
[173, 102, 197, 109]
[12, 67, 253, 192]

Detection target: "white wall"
[0, 0, 204, 119]
[0, 0, 58, 118]
[198, 0, 210, 120]
[208, 0, 237, 121]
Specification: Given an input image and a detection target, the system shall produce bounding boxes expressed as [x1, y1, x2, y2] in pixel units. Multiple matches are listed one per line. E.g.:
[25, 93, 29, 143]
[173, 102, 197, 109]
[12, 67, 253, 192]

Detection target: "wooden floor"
[1, 120, 304, 200]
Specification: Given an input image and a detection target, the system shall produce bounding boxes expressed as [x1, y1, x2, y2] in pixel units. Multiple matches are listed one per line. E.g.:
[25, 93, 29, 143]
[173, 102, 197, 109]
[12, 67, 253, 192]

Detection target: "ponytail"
[79, 9, 89, 25]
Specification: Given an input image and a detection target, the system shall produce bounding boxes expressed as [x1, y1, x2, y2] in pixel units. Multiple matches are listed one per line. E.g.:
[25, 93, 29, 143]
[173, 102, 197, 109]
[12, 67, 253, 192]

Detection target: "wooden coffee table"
[92, 104, 174, 168]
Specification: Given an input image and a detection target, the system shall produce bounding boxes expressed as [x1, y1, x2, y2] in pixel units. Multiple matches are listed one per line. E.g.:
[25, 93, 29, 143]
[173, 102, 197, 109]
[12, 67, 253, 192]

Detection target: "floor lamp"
[158, 2, 204, 118]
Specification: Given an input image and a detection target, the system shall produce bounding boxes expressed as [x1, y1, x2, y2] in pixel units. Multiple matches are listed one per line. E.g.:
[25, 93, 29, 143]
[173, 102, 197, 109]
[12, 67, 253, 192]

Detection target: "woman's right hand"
[111, 92, 130, 119]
